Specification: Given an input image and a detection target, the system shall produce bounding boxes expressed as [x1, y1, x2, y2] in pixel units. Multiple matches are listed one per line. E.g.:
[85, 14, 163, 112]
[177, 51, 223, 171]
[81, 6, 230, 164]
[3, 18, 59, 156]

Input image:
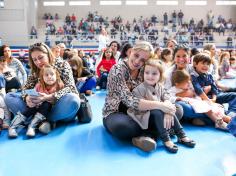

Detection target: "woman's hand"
[25, 95, 38, 108]
[29, 93, 55, 105]
[164, 113, 174, 130]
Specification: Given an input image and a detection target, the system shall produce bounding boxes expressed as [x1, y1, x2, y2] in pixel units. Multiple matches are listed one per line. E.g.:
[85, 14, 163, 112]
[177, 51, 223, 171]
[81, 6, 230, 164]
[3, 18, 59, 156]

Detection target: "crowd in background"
[36, 10, 236, 48]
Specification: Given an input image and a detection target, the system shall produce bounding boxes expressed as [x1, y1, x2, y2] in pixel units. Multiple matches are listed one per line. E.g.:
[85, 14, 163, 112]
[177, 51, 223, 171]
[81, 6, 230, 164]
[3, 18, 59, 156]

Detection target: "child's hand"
[203, 85, 211, 94]
[164, 113, 174, 130]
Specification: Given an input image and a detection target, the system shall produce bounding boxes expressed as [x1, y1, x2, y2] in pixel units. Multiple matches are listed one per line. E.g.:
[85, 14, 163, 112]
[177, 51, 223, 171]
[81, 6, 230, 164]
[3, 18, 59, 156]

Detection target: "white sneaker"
[215, 119, 229, 131]
[8, 128, 18, 138]
[26, 127, 36, 137]
[132, 136, 157, 152]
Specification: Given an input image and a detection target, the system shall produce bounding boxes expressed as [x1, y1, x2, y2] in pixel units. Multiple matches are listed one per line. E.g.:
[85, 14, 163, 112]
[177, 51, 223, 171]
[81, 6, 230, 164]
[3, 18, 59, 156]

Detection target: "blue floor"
[0, 91, 236, 176]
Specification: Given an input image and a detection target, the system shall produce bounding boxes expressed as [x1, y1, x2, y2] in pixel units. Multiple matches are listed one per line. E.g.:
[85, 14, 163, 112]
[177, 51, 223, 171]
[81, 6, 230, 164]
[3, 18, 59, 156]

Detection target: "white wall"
[37, 0, 236, 23]
[0, 0, 38, 45]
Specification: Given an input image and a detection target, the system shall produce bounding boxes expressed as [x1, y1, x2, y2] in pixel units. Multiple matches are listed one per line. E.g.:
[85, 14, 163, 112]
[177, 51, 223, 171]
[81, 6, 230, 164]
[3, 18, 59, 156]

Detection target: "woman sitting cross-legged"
[5, 43, 81, 136]
[102, 41, 184, 152]
[8, 65, 64, 138]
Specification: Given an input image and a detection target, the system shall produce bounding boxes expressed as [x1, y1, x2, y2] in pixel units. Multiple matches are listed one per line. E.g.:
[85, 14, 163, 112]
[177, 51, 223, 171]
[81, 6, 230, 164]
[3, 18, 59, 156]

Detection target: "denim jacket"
[190, 68, 220, 98]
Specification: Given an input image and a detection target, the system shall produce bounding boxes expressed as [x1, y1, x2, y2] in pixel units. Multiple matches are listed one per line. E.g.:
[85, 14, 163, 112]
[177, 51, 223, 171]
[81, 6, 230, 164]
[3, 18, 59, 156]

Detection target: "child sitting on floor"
[170, 70, 231, 130]
[127, 59, 195, 153]
[8, 65, 64, 138]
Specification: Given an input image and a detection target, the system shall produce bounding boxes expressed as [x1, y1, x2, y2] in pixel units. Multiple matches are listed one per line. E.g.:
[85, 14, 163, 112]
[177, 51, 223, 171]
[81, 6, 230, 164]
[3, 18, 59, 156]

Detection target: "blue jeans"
[79, 76, 96, 93]
[216, 92, 236, 114]
[5, 92, 81, 122]
[98, 72, 108, 89]
[177, 101, 208, 119]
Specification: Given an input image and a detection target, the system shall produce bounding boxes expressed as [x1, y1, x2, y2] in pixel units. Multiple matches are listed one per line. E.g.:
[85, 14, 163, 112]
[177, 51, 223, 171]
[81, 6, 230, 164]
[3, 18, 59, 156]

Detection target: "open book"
[182, 97, 224, 114]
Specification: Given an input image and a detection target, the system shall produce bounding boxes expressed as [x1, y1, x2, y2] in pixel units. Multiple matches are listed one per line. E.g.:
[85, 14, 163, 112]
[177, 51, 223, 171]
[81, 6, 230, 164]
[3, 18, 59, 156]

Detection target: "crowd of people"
[40, 10, 236, 48]
[0, 36, 236, 153]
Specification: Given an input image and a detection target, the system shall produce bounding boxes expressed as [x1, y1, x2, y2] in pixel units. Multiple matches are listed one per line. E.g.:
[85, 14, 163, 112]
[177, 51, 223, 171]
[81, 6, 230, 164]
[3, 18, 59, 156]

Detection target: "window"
[0, 0, 4, 8]
[126, 1, 148, 5]
[156, 1, 178, 5]
[69, 1, 91, 5]
[185, 1, 207, 5]
[43, 1, 65, 6]
[100, 1, 122, 5]
[216, 1, 236, 5]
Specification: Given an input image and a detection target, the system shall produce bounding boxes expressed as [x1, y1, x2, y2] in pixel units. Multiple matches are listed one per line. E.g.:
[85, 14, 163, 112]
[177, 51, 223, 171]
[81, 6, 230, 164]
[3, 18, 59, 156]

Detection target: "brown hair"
[160, 48, 172, 63]
[172, 70, 190, 86]
[144, 58, 164, 83]
[38, 65, 64, 91]
[219, 51, 230, 65]
[29, 42, 55, 76]
[69, 56, 85, 78]
[193, 53, 211, 65]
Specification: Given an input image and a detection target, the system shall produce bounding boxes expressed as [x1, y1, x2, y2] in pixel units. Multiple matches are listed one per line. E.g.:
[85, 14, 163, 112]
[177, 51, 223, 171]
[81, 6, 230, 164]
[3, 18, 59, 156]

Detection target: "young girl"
[96, 47, 116, 89]
[170, 70, 230, 129]
[160, 48, 173, 69]
[218, 52, 236, 79]
[127, 59, 195, 153]
[8, 65, 64, 138]
[68, 56, 96, 95]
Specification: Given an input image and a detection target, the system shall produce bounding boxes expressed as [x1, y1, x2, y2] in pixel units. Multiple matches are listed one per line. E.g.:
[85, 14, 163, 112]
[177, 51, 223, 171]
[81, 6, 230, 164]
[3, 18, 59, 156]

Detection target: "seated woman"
[68, 56, 96, 95]
[102, 41, 183, 152]
[5, 42, 81, 132]
[164, 45, 208, 125]
[0, 56, 21, 93]
[0, 45, 27, 85]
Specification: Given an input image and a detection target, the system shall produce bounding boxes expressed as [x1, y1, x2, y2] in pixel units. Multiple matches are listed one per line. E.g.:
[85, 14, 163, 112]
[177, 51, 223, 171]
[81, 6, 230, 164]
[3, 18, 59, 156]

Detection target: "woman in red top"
[96, 47, 116, 89]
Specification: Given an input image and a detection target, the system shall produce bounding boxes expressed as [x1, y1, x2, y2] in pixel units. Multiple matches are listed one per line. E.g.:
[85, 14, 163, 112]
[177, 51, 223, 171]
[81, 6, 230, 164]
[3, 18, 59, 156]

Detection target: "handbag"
[77, 93, 92, 123]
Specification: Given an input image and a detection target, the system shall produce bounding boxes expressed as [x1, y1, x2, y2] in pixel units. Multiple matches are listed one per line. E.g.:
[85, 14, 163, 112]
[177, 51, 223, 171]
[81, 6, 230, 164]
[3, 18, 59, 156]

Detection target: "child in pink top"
[8, 65, 64, 138]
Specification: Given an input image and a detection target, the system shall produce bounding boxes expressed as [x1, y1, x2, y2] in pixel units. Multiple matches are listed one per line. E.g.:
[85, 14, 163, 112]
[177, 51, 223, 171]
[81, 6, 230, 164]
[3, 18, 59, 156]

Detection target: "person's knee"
[150, 109, 164, 117]
[105, 117, 139, 140]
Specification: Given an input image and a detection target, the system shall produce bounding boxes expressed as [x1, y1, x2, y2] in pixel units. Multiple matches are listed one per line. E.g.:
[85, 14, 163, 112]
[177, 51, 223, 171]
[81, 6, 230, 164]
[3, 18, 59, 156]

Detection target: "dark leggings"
[103, 105, 184, 141]
[148, 110, 186, 142]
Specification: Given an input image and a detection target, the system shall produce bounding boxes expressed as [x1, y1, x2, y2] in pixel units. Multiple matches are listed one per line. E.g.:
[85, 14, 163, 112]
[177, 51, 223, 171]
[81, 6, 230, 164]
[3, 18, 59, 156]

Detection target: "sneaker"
[8, 128, 18, 138]
[96, 86, 100, 90]
[26, 127, 36, 137]
[38, 121, 51, 134]
[215, 119, 228, 131]
[132, 136, 157, 152]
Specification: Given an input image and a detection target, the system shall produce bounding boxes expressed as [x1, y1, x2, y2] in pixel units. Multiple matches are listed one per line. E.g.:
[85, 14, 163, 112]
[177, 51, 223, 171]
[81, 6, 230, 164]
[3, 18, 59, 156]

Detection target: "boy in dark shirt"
[191, 53, 236, 130]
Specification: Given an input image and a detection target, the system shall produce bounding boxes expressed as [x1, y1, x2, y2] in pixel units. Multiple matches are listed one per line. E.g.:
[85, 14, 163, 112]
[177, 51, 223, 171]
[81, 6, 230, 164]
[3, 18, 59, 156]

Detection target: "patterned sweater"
[102, 59, 142, 118]
[23, 58, 78, 100]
